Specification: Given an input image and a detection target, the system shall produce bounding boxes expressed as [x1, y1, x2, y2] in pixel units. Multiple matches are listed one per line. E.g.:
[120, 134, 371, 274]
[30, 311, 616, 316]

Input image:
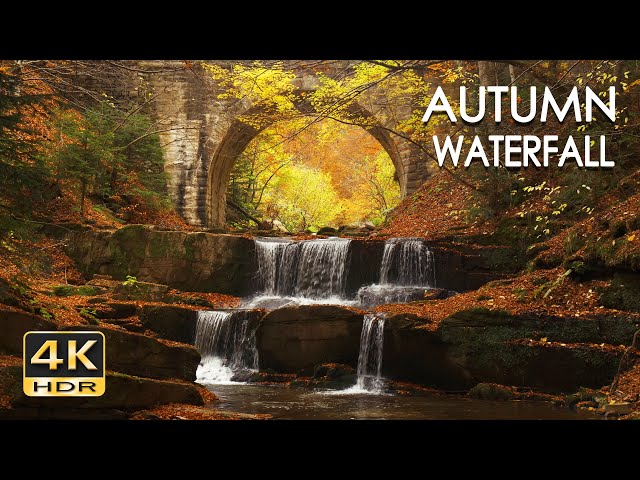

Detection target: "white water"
[253, 237, 352, 300]
[380, 238, 435, 287]
[338, 314, 387, 394]
[352, 238, 437, 308]
[243, 295, 358, 309]
[194, 310, 259, 385]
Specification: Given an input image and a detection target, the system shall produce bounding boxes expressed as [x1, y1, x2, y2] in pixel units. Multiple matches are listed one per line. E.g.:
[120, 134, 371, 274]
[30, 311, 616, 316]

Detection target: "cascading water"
[356, 238, 437, 308]
[354, 313, 386, 393]
[380, 238, 435, 286]
[195, 310, 259, 385]
[247, 237, 352, 307]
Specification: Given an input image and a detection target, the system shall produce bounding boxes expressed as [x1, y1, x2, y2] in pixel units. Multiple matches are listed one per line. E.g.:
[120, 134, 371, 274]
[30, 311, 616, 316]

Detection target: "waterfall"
[254, 238, 295, 296]
[253, 237, 352, 300]
[295, 238, 351, 298]
[194, 310, 259, 384]
[380, 238, 435, 287]
[355, 314, 386, 392]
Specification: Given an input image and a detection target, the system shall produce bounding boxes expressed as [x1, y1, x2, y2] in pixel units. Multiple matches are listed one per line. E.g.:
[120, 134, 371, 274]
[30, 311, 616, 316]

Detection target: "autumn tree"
[50, 108, 114, 218]
[267, 164, 344, 231]
[0, 67, 50, 212]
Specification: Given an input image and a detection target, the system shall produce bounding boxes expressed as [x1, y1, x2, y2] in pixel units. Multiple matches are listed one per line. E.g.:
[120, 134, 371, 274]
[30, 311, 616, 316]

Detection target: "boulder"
[8, 367, 204, 411]
[308, 363, 357, 390]
[257, 305, 364, 373]
[272, 220, 289, 233]
[468, 383, 516, 401]
[598, 272, 640, 312]
[423, 288, 456, 300]
[138, 305, 198, 343]
[603, 402, 634, 416]
[61, 325, 200, 381]
[313, 363, 356, 379]
[0, 308, 57, 355]
[91, 302, 137, 320]
[364, 221, 375, 231]
[112, 281, 169, 301]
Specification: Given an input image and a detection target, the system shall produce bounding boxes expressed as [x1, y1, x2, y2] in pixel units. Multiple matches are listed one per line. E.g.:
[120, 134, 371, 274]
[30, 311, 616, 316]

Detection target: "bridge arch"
[206, 105, 407, 227]
[148, 61, 430, 227]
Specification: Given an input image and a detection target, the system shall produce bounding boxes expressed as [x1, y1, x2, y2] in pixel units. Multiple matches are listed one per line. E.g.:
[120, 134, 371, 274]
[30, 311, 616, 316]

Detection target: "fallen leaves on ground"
[375, 266, 640, 329]
[380, 170, 491, 240]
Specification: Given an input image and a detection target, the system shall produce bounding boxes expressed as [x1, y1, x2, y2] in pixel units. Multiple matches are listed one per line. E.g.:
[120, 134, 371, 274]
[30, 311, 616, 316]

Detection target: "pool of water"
[206, 384, 598, 420]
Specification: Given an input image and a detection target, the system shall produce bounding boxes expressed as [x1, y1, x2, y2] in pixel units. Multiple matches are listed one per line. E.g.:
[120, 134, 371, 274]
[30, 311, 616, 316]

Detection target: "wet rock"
[468, 383, 516, 401]
[565, 394, 581, 408]
[230, 369, 255, 382]
[310, 363, 357, 389]
[574, 400, 598, 412]
[423, 288, 456, 300]
[256, 305, 363, 373]
[313, 363, 356, 379]
[603, 402, 633, 416]
[61, 325, 200, 381]
[357, 285, 429, 308]
[0, 308, 57, 355]
[247, 371, 295, 383]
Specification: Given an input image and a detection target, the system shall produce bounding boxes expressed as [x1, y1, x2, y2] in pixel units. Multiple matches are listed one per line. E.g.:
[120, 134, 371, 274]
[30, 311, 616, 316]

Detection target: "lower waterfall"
[194, 310, 259, 384]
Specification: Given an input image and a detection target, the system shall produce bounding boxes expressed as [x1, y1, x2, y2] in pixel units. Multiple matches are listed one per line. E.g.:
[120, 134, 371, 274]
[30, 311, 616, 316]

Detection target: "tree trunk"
[226, 199, 264, 227]
[478, 61, 498, 87]
[80, 179, 87, 219]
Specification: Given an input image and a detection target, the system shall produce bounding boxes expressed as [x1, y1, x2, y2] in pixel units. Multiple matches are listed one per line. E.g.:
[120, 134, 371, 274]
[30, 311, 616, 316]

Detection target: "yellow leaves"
[628, 234, 635, 242]
[540, 337, 548, 343]
[627, 78, 640, 90]
[203, 61, 297, 124]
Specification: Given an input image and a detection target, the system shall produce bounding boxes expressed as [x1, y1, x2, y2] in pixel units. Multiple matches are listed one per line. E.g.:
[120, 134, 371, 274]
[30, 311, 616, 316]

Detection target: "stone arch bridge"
[140, 61, 429, 228]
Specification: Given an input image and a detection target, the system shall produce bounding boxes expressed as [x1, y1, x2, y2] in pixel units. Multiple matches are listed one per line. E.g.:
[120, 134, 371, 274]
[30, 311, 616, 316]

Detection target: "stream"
[207, 384, 597, 420]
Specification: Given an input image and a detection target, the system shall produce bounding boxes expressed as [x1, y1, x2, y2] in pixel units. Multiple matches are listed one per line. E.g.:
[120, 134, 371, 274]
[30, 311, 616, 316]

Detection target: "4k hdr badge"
[23, 331, 105, 397]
